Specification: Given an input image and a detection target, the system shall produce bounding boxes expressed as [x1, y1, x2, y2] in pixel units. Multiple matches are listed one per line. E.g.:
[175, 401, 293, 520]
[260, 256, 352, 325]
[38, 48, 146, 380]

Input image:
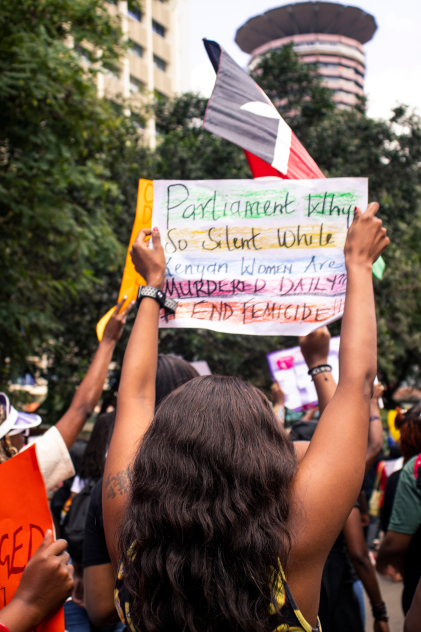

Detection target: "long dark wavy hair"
[119, 375, 297, 632]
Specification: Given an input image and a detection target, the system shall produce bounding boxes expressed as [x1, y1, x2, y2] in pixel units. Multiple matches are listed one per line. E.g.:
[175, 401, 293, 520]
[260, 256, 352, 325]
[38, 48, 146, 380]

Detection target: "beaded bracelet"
[372, 602, 388, 622]
[308, 364, 332, 379]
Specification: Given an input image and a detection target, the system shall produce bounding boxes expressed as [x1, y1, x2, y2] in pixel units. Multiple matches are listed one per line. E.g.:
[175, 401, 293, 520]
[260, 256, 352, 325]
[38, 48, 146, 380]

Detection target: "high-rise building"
[235, 1, 377, 109]
[100, 0, 190, 146]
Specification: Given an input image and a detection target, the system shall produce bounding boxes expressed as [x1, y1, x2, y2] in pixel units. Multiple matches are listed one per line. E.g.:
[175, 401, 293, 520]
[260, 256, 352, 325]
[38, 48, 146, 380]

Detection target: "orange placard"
[96, 179, 153, 340]
[0, 445, 64, 632]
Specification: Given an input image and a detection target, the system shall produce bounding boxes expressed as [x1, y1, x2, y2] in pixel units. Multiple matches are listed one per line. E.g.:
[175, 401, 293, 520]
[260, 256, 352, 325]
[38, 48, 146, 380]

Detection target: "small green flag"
[373, 256, 386, 280]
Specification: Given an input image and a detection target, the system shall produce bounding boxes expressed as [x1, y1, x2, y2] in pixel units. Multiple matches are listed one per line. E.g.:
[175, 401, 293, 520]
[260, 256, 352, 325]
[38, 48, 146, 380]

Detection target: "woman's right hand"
[13, 530, 74, 625]
[130, 228, 166, 291]
[344, 203, 389, 270]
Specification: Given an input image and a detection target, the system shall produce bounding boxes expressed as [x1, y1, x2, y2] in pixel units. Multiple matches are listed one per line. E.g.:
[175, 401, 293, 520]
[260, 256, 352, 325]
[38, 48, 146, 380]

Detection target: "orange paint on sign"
[96, 179, 153, 340]
[0, 445, 64, 632]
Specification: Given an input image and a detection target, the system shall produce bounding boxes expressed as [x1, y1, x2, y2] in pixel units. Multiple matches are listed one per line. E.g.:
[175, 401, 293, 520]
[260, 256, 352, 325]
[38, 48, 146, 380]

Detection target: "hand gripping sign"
[0, 446, 64, 632]
[96, 179, 153, 340]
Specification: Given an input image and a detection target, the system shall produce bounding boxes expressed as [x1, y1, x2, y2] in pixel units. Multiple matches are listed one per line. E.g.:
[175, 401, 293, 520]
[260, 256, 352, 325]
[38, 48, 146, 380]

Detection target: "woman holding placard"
[103, 204, 389, 632]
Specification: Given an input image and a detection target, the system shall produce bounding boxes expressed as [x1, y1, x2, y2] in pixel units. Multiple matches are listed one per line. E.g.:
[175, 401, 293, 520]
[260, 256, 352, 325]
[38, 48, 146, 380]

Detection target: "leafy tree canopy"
[0, 0, 146, 378]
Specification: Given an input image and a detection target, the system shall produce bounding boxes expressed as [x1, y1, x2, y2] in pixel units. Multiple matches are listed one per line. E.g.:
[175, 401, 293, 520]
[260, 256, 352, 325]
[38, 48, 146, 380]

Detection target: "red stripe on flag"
[245, 135, 325, 181]
[286, 133, 325, 179]
[244, 150, 283, 179]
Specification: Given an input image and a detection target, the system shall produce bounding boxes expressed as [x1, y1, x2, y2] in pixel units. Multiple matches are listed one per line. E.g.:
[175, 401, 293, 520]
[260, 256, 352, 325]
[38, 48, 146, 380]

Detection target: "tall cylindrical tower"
[235, 1, 377, 109]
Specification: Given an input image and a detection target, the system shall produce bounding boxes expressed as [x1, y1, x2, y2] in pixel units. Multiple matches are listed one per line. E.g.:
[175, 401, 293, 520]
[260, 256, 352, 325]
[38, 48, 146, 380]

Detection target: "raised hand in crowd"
[0, 530, 73, 632]
[55, 297, 134, 450]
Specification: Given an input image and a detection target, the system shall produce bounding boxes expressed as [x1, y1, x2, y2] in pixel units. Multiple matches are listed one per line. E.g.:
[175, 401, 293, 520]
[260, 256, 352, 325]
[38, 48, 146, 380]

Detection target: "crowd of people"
[1, 205, 420, 632]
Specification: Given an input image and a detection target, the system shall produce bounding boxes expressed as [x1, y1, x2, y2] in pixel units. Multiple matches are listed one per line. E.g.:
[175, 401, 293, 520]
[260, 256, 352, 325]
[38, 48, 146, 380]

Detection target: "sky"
[186, 0, 421, 121]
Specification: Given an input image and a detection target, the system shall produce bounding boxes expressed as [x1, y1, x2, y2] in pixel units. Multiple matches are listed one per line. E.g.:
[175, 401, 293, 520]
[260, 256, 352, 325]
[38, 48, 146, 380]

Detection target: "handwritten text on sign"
[153, 178, 368, 335]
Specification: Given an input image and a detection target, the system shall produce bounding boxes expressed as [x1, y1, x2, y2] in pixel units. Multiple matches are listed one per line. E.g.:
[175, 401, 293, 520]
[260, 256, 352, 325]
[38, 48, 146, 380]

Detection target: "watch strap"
[138, 286, 177, 314]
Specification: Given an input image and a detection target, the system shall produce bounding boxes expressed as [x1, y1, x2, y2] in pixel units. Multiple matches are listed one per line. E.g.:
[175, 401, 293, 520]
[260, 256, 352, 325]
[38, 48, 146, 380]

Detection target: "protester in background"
[271, 382, 285, 425]
[290, 406, 319, 441]
[62, 412, 117, 632]
[0, 300, 131, 632]
[381, 405, 421, 532]
[376, 450, 421, 613]
[0, 299, 132, 491]
[83, 355, 199, 627]
[51, 439, 88, 536]
[376, 404, 421, 594]
[103, 204, 389, 632]
[0, 530, 73, 632]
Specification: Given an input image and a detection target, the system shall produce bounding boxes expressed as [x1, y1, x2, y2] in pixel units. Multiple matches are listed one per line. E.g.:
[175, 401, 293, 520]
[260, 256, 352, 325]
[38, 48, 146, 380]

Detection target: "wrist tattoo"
[104, 468, 130, 499]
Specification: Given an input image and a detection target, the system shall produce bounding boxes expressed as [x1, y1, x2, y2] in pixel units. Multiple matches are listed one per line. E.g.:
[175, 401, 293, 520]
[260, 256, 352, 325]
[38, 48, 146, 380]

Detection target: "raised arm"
[55, 299, 131, 449]
[103, 228, 165, 568]
[287, 204, 389, 619]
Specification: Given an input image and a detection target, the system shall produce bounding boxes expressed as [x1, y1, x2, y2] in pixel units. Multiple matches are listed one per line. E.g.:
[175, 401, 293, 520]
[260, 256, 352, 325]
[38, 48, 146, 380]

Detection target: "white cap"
[0, 392, 42, 440]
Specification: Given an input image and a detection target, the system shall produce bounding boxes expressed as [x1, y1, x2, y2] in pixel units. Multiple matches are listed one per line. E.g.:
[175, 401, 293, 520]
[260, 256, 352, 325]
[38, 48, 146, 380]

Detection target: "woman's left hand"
[130, 228, 166, 291]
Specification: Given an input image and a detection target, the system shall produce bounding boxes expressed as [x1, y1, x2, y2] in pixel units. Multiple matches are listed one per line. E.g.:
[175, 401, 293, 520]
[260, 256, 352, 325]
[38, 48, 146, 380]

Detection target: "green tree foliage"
[153, 93, 250, 179]
[0, 0, 147, 384]
[305, 106, 421, 389]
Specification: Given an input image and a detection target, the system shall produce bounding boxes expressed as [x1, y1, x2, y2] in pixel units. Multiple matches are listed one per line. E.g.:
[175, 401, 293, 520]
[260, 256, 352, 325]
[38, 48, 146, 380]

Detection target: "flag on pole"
[203, 39, 385, 279]
[202, 39, 324, 180]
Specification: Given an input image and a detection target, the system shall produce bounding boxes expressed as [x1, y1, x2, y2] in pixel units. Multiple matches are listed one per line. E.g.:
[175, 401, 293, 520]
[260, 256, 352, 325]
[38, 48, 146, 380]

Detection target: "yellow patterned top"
[114, 559, 321, 632]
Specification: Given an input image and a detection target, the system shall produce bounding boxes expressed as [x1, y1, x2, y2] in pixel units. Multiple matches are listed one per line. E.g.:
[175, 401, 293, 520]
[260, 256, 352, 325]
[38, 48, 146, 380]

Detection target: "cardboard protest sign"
[153, 177, 367, 336]
[0, 445, 64, 632]
[267, 337, 340, 411]
[96, 179, 152, 340]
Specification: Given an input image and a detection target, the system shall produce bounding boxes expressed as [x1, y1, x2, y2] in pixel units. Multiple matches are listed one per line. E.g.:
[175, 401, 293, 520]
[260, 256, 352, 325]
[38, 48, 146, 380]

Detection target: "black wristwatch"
[137, 285, 177, 314]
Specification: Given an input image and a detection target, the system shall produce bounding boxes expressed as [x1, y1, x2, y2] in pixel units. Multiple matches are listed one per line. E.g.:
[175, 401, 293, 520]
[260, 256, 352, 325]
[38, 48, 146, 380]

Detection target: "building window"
[153, 54, 167, 72]
[129, 40, 144, 58]
[75, 45, 91, 65]
[106, 64, 120, 80]
[131, 113, 145, 130]
[154, 90, 168, 102]
[152, 19, 166, 37]
[128, 0, 142, 21]
[130, 75, 144, 93]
